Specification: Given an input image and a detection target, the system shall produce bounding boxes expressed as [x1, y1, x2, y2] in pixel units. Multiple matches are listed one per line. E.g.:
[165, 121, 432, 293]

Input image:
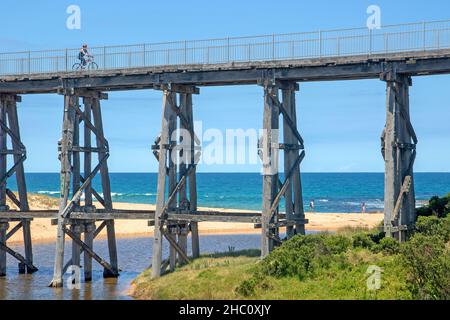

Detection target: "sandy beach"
[4, 194, 384, 244]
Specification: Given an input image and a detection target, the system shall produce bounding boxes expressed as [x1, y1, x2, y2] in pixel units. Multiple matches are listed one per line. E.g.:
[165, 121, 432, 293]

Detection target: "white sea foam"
[37, 191, 59, 195]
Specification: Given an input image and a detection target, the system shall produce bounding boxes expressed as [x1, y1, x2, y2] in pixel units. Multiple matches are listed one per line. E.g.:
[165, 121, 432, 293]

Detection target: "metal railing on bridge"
[1, 19, 450, 76]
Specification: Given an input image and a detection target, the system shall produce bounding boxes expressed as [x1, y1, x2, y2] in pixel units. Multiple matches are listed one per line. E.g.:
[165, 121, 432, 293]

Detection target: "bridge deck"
[2, 49, 450, 94]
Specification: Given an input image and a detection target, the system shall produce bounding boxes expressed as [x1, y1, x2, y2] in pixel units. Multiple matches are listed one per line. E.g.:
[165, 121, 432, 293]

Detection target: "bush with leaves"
[259, 234, 352, 280]
[377, 237, 400, 255]
[415, 215, 450, 241]
[351, 230, 384, 251]
[416, 194, 450, 218]
[400, 234, 450, 300]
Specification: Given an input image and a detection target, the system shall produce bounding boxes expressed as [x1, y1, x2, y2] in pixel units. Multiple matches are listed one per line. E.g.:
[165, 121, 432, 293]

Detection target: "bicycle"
[72, 55, 98, 71]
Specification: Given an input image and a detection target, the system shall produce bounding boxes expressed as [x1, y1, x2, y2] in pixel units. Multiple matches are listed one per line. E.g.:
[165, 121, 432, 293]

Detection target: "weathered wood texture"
[260, 81, 307, 257]
[151, 89, 173, 278]
[50, 92, 119, 287]
[261, 83, 280, 257]
[382, 65, 417, 241]
[0, 94, 35, 275]
[151, 86, 200, 278]
[0, 223, 7, 276]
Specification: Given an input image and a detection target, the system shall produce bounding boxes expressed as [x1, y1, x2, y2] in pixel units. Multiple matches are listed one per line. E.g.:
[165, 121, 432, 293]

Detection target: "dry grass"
[6, 192, 59, 210]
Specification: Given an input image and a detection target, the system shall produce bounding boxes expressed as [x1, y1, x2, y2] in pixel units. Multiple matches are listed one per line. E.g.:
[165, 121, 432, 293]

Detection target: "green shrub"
[415, 215, 450, 241]
[352, 232, 377, 250]
[323, 235, 352, 254]
[428, 196, 449, 218]
[235, 272, 272, 297]
[259, 234, 353, 280]
[260, 235, 318, 279]
[400, 234, 450, 300]
[417, 195, 450, 219]
[235, 278, 257, 297]
[378, 237, 400, 255]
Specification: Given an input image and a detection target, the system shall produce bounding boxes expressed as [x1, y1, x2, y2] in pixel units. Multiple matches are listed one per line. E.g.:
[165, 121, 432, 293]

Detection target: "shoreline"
[5, 194, 384, 245]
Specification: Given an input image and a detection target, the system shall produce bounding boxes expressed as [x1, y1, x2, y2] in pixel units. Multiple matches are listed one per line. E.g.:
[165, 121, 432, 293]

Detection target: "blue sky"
[2, 0, 450, 172]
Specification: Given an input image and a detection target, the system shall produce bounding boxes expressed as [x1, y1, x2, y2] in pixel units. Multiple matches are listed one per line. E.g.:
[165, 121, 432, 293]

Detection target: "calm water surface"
[0, 234, 261, 300]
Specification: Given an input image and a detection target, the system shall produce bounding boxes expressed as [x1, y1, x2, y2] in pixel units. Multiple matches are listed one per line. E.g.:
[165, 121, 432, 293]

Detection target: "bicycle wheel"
[72, 63, 82, 71]
[88, 62, 99, 70]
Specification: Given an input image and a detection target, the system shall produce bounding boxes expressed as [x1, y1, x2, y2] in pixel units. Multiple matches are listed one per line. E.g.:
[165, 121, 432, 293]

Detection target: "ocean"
[6, 172, 450, 213]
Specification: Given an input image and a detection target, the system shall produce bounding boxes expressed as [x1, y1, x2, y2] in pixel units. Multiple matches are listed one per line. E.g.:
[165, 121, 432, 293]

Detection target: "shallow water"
[0, 234, 261, 300]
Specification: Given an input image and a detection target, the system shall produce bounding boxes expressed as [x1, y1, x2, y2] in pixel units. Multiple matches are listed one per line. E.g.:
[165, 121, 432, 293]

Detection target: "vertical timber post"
[71, 98, 82, 271]
[186, 93, 200, 259]
[281, 81, 306, 237]
[9, 96, 34, 271]
[92, 97, 118, 277]
[0, 94, 34, 275]
[50, 89, 118, 286]
[168, 92, 178, 268]
[0, 98, 7, 211]
[0, 222, 8, 276]
[50, 93, 77, 287]
[152, 89, 173, 278]
[381, 65, 417, 241]
[152, 85, 200, 278]
[83, 97, 94, 281]
[261, 81, 280, 257]
[259, 79, 307, 257]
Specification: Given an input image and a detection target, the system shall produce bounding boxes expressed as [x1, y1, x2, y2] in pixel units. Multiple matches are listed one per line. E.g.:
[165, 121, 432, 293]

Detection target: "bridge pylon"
[381, 65, 417, 241]
[49, 89, 119, 287]
[0, 94, 37, 276]
[151, 84, 200, 278]
[259, 80, 308, 257]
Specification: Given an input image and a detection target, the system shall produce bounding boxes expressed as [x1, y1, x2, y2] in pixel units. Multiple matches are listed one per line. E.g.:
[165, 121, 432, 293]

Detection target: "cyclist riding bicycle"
[78, 44, 91, 68]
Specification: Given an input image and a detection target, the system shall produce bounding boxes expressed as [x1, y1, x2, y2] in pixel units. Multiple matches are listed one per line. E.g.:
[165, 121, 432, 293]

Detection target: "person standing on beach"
[361, 202, 367, 214]
[309, 200, 315, 212]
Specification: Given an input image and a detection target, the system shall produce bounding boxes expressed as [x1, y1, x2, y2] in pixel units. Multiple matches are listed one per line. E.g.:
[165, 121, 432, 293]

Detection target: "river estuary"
[0, 234, 261, 300]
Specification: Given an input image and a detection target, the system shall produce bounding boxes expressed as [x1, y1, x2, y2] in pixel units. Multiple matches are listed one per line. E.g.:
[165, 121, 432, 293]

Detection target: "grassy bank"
[133, 195, 449, 300]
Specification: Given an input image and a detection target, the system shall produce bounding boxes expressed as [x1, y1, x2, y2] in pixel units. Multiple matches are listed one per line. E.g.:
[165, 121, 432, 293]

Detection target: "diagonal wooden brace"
[62, 221, 107, 274]
[0, 241, 38, 273]
[63, 225, 118, 276]
[60, 154, 109, 218]
[269, 151, 305, 220]
[162, 228, 190, 264]
[268, 93, 304, 147]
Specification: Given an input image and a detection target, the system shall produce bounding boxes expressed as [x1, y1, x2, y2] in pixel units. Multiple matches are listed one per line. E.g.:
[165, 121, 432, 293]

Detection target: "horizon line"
[21, 171, 450, 174]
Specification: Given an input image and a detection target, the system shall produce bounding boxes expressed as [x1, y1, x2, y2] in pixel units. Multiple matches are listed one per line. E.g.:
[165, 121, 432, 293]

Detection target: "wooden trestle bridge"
[0, 19, 450, 286]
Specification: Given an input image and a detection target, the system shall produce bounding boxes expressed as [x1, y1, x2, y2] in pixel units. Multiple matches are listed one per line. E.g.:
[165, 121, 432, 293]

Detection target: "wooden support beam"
[22, 219, 34, 273]
[281, 82, 306, 236]
[6, 189, 21, 209]
[382, 67, 416, 241]
[152, 89, 173, 279]
[162, 228, 190, 264]
[0, 99, 7, 210]
[185, 93, 200, 258]
[167, 92, 178, 269]
[62, 221, 106, 274]
[63, 225, 118, 277]
[50, 94, 76, 287]
[0, 223, 7, 276]
[71, 224, 82, 270]
[84, 223, 95, 281]
[261, 83, 280, 257]
[91, 97, 118, 277]
[6, 221, 22, 240]
[6, 98, 29, 212]
[0, 222, 38, 274]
